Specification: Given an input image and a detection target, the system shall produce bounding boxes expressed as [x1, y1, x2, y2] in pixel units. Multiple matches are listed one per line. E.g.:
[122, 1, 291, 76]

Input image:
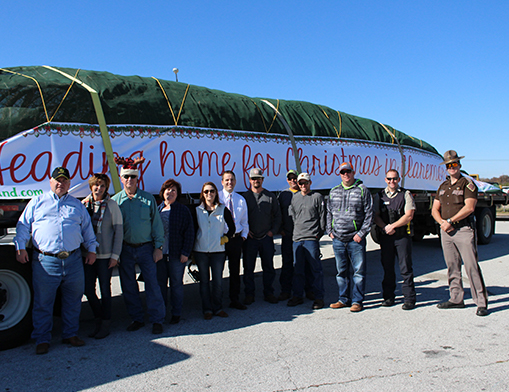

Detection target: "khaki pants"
[441, 226, 488, 307]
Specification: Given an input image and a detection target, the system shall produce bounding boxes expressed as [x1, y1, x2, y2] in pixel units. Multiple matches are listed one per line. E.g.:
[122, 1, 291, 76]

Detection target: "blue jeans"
[157, 255, 187, 317]
[243, 236, 276, 297]
[31, 250, 84, 345]
[332, 237, 367, 305]
[119, 243, 165, 324]
[194, 252, 226, 314]
[292, 240, 324, 300]
[84, 258, 113, 320]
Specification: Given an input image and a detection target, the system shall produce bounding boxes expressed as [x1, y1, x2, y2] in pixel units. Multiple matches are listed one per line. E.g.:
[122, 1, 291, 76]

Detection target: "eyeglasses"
[203, 189, 216, 194]
[123, 175, 137, 179]
[340, 170, 352, 175]
[446, 162, 459, 169]
[386, 177, 399, 181]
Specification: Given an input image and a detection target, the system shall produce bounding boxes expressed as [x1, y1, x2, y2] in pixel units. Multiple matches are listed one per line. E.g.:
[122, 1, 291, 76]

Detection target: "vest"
[378, 188, 411, 238]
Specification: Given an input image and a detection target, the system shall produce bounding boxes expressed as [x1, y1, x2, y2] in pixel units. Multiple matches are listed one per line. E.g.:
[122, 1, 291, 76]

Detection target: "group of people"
[14, 149, 488, 356]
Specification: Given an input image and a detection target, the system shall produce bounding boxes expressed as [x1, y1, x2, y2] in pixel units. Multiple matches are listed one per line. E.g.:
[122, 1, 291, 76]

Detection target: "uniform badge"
[466, 181, 476, 192]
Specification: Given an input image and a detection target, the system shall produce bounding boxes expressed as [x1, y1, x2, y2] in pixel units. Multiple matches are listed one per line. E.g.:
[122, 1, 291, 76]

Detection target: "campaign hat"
[440, 150, 464, 165]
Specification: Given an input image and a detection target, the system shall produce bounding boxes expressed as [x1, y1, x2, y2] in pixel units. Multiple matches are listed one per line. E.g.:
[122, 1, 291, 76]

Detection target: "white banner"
[0, 123, 446, 199]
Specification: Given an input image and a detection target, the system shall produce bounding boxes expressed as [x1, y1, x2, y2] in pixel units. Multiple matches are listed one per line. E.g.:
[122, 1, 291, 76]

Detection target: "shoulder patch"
[466, 181, 476, 192]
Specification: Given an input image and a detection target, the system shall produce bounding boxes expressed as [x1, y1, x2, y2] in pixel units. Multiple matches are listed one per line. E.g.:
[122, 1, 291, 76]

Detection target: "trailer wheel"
[370, 224, 380, 244]
[0, 251, 33, 351]
[476, 207, 494, 245]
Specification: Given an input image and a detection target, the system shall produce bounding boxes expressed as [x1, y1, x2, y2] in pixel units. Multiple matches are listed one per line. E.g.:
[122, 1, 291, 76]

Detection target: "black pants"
[225, 235, 244, 302]
[380, 235, 416, 303]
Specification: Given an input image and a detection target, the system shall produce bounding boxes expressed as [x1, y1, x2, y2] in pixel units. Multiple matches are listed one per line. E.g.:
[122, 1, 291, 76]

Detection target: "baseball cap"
[297, 173, 310, 182]
[249, 168, 264, 179]
[286, 170, 298, 178]
[51, 167, 70, 180]
[339, 162, 354, 172]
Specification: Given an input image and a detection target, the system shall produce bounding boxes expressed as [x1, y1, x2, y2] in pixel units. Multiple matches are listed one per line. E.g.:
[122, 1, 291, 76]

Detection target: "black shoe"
[306, 291, 315, 301]
[381, 298, 395, 307]
[437, 301, 465, 309]
[476, 307, 488, 317]
[152, 323, 163, 334]
[126, 321, 145, 331]
[36, 343, 50, 355]
[277, 292, 291, 301]
[402, 302, 416, 310]
[287, 297, 304, 307]
[312, 299, 324, 310]
[229, 301, 247, 310]
[169, 315, 181, 324]
[264, 294, 279, 304]
[243, 295, 255, 305]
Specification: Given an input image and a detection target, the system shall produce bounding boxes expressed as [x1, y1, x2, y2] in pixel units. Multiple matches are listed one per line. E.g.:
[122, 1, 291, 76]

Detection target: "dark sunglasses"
[203, 189, 216, 194]
[288, 177, 298, 181]
[446, 162, 459, 169]
[123, 175, 137, 179]
[386, 177, 399, 181]
[340, 170, 352, 175]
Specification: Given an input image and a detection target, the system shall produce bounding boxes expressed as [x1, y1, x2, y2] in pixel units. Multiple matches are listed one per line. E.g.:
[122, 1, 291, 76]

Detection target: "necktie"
[227, 193, 235, 225]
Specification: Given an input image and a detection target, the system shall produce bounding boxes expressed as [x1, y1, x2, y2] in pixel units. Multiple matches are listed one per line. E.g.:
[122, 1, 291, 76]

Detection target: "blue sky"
[3, 1, 508, 178]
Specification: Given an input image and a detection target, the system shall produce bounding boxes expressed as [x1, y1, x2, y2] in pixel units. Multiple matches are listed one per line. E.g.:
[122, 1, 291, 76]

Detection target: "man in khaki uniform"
[431, 150, 488, 317]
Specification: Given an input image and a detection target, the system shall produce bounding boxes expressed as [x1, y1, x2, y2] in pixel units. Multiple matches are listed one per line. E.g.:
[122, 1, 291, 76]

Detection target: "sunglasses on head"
[340, 170, 352, 175]
[123, 175, 137, 179]
[446, 162, 459, 169]
[203, 189, 216, 194]
[386, 177, 399, 181]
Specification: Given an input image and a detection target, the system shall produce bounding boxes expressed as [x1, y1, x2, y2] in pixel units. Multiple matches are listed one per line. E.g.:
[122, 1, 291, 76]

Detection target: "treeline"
[480, 175, 509, 186]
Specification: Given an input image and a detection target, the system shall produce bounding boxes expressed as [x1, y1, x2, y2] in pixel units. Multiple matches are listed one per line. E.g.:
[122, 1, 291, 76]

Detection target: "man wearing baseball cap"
[242, 168, 282, 305]
[15, 167, 98, 354]
[327, 162, 373, 312]
[431, 150, 488, 316]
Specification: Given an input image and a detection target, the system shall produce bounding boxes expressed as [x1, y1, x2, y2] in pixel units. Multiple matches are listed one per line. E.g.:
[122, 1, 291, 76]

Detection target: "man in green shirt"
[112, 157, 166, 334]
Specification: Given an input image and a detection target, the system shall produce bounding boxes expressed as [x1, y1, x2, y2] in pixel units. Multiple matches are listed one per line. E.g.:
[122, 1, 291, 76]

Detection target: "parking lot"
[2, 222, 509, 391]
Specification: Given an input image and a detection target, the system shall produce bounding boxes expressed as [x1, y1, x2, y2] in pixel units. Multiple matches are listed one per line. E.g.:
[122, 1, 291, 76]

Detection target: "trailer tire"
[476, 207, 494, 245]
[370, 224, 380, 244]
[0, 249, 33, 351]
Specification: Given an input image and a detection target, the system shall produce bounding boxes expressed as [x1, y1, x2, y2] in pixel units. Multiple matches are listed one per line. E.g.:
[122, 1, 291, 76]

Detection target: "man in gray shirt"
[286, 173, 326, 310]
[243, 168, 282, 305]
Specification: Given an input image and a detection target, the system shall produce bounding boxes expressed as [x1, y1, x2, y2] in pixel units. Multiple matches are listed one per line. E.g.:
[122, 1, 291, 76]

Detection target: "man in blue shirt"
[112, 157, 166, 334]
[15, 167, 98, 355]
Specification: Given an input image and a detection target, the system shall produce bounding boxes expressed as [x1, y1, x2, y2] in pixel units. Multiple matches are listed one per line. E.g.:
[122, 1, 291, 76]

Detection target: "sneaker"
[152, 323, 163, 334]
[264, 294, 279, 304]
[312, 299, 324, 310]
[381, 298, 395, 307]
[126, 321, 145, 331]
[402, 302, 416, 310]
[437, 301, 465, 309]
[350, 303, 363, 312]
[330, 301, 348, 309]
[278, 292, 291, 301]
[287, 297, 304, 307]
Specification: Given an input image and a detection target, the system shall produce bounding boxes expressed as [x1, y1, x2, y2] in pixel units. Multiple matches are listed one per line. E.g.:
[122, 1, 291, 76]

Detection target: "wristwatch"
[446, 218, 452, 224]
[157, 246, 163, 250]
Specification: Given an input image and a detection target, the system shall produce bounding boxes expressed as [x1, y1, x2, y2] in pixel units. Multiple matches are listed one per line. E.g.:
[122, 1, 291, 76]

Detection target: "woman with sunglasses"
[193, 182, 235, 319]
[82, 173, 123, 339]
[157, 179, 194, 325]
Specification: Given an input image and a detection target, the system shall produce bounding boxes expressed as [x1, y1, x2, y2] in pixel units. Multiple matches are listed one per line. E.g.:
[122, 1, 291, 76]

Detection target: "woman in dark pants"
[82, 173, 123, 339]
[193, 182, 235, 319]
[157, 179, 194, 324]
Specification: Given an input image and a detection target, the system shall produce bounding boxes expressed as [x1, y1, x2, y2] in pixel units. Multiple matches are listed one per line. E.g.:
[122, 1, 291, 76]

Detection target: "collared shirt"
[219, 188, 249, 238]
[373, 186, 416, 215]
[14, 191, 98, 253]
[112, 187, 164, 248]
[435, 175, 478, 220]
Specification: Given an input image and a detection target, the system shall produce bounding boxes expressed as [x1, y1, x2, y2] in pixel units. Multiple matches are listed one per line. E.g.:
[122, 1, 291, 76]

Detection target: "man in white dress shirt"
[220, 170, 249, 310]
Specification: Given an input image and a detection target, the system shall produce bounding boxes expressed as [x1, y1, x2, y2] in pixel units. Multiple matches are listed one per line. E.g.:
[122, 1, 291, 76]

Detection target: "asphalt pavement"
[2, 222, 509, 391]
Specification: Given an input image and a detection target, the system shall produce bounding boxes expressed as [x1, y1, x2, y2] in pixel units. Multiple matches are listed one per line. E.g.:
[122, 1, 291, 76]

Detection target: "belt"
[452, 218, 471, 229]
[123, 241, 151, 248]
[35, 248, 78, 259]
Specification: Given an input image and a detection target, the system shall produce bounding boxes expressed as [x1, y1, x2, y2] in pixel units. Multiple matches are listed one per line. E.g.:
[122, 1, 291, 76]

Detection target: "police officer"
[431, 150, 488, 316]
[373, 169, 417, 310]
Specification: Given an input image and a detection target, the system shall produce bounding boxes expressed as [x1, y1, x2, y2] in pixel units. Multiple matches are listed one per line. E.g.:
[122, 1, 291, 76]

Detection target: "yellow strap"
[1, 68, 49, 123]
[379, 122, 395, 144]
[320, 108, 342, 139]
[250, 99, 269, 133]
[265, 99, 279, 133]
[379, 122, 406, 186]
[152, 77, 190, 125]
[48, 68, 80, 122]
